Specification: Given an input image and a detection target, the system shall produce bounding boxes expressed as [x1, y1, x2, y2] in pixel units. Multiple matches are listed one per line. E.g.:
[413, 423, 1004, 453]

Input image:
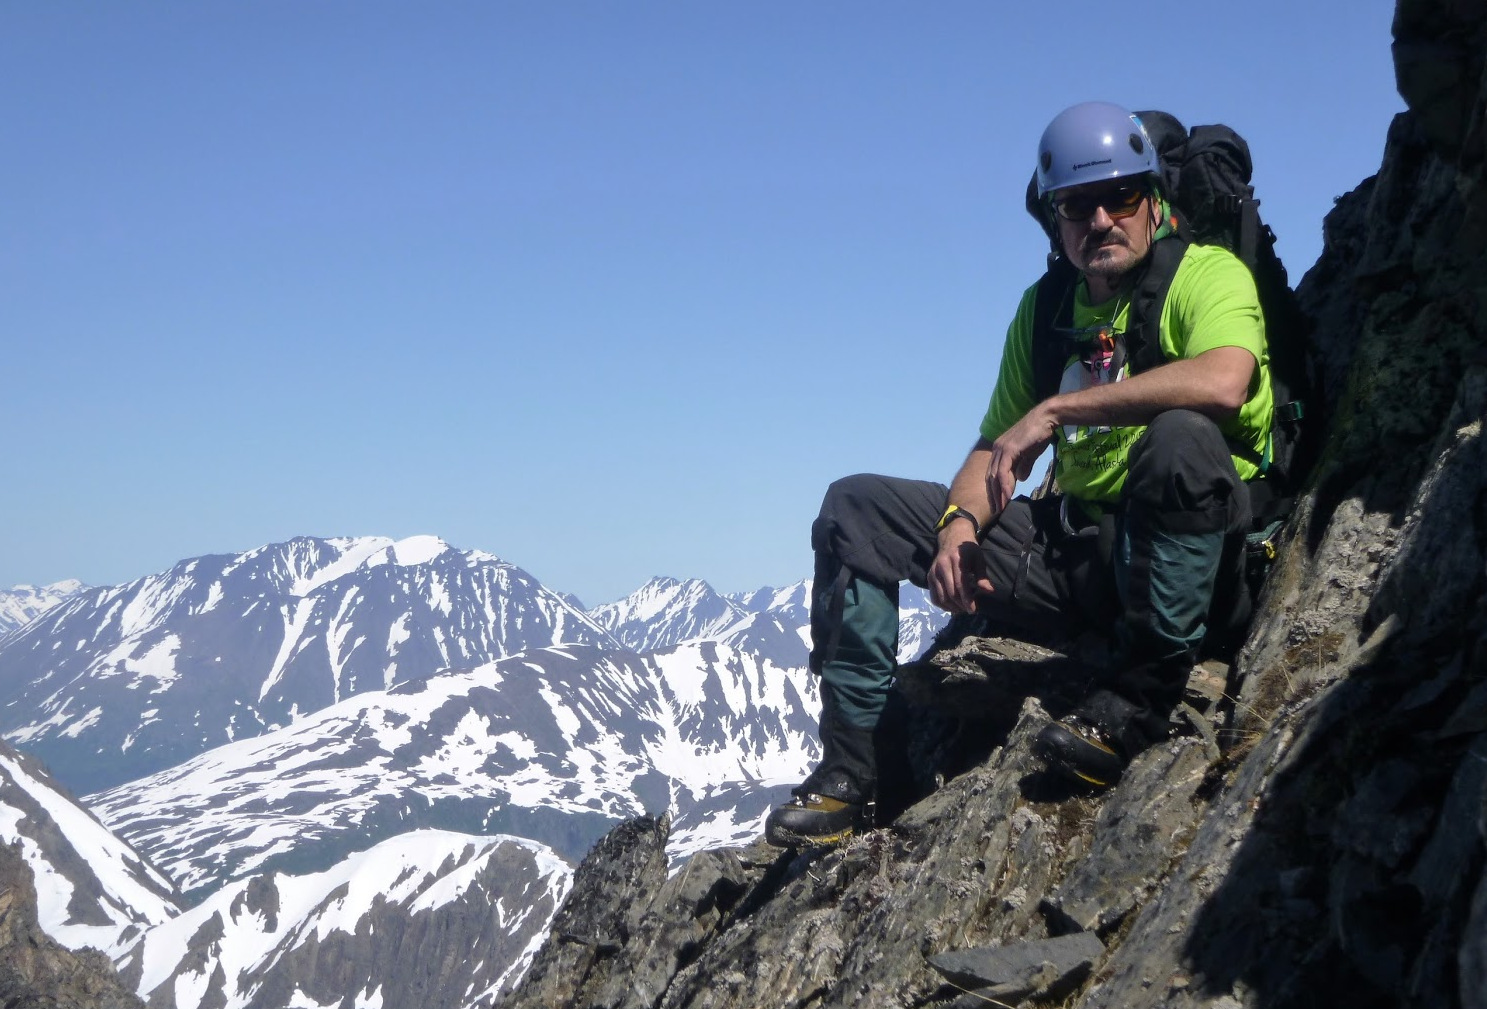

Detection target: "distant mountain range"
[89, 641, 818, 897]
[590, 575, 754, 652]
[0, 535, 948, 1008]
[0, 578, 86, 637]
[0, 537, 613, 794]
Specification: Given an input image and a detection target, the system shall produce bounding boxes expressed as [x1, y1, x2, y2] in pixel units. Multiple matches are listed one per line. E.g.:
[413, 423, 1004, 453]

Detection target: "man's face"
[1051, 179, 1161, 288]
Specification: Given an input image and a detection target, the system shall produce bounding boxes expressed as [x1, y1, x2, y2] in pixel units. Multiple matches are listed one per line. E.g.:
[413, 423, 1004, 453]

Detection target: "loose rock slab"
[929, 931, 1106, 1005]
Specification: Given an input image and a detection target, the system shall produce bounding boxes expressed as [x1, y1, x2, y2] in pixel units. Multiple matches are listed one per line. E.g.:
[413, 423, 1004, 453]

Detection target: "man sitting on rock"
[766, 101, 1274, 848]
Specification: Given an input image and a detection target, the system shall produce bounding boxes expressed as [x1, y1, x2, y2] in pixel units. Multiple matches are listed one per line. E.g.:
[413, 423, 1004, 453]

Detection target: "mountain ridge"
[87, 639, 817, 896]
[0, 533, 849, 1007]
[0, 535, 620, 794]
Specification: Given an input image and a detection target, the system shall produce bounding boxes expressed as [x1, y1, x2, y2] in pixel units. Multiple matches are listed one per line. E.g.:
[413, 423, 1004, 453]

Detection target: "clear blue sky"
[2, 2, 1403, 607]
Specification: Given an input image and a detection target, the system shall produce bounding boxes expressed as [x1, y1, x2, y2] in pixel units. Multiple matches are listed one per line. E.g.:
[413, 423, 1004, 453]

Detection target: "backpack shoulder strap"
[1132, 230, 1277, 476]
[1125, 231, 1191, 375]
[1031, 255, 1079, 403]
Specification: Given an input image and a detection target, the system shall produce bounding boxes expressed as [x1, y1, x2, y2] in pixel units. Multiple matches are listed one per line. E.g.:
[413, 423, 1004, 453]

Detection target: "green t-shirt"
[978, 241, 1273, 507]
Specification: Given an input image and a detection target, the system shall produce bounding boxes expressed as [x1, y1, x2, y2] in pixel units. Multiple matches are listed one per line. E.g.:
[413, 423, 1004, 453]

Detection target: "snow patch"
[286, 539, 394, 598]
[389, 535, 449, 567]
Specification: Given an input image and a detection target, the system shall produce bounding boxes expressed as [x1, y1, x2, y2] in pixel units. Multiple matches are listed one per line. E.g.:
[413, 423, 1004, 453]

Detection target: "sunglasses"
[1051, 185, 1149, 223]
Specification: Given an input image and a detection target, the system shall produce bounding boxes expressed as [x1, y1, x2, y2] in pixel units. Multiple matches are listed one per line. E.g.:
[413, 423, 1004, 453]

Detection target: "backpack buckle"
[1277, 399, 1305, 423]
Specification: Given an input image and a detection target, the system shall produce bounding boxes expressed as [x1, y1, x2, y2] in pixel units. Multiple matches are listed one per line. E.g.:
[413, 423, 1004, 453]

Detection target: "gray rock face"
[502, 816, 674, 1009]
[499, 2, 1487, 1006]
[506, 701, 1218, 1008]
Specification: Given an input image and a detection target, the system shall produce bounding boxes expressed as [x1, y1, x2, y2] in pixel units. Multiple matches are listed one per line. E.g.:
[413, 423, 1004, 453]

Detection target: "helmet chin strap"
[1150, 190, 1175, 242]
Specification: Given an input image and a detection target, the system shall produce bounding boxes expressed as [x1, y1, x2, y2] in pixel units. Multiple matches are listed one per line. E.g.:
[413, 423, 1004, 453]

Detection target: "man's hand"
[986, 403, 1056, 514]
[928, 522, 994, 615]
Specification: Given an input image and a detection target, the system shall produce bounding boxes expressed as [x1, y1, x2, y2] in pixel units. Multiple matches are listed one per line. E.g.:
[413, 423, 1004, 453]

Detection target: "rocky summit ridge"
[502, 3, 1487, 1008]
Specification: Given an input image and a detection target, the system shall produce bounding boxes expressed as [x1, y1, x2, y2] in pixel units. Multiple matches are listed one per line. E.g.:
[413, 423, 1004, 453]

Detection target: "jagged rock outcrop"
[0, 842, 144, 1009]
[503, 685, 1223, 1009]
[500, 2, 1487, 1007]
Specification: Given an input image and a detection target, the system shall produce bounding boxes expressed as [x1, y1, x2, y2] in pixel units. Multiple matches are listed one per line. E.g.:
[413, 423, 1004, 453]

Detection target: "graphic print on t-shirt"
[1058, 324, 1124, 444]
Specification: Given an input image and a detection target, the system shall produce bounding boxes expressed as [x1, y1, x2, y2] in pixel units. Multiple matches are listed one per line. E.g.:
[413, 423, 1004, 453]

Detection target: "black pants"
[801, 410, 1252, 798]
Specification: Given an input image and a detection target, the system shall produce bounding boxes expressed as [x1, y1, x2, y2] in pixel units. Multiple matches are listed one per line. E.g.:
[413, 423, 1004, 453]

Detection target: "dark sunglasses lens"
[1054, 186, 1146, 222]
[1107, 187, 1145, 217]
[1054, 195, 1097, 221]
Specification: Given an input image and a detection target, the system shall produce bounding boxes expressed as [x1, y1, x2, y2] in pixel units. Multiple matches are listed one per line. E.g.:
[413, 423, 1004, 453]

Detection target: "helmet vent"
[1128, 133, 1145, 155]
[1040, 151, 1053, 172]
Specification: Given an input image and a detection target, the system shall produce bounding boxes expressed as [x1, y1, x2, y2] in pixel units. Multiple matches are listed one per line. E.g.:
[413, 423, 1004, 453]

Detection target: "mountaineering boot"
[1034, 681, 1180, 790]
[765, 792, 869, 848]
[765, 715, 877, 848]
[1033, 716, 1127, 789]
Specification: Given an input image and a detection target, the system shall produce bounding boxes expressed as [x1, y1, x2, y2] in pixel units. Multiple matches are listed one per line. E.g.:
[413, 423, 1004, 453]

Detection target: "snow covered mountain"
[0, 534, 958, 1007]
[588, 576, 749, 652]
[0, 739, 180, 959]
[0, 536, 616, 794]
[119, 829, 570, 1009]
[89, 641, 817, 897]
[597, 576, 947, 667]
[0, 623, 811, 1009]
[0, 731, 571, 1009]
[896, 582, 950, 663]
[0, 579, 86, 638]
[728, 582, 810, 626]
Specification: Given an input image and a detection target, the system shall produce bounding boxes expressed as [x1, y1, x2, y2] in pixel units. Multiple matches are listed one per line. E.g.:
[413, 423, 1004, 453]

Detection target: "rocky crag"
[500, 2, 1487, 1007]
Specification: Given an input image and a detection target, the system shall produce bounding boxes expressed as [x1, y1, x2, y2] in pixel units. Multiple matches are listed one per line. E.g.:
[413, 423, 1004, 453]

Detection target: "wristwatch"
[935, 505, 982, 538]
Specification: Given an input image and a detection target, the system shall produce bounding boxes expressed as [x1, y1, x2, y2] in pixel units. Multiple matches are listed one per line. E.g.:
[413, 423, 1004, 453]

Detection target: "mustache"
[1082, 229, 1130, 257]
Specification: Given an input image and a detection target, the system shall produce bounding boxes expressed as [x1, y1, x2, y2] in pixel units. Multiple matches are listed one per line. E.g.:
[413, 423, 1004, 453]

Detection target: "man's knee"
[813, 473, 945, 571]
[819, 473, 892, 523]
[1129, 410, 1229, 476]
[814, 474, 891, 560]
[1124, 410, 1247, 532]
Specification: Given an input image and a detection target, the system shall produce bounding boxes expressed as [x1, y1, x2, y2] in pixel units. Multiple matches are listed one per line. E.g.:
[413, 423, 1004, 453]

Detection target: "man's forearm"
[1041, 347, 1255, 429]
[942, 442, 997, 530]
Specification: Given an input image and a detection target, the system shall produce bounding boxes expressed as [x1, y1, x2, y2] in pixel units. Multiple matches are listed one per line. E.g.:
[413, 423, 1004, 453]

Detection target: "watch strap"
[935, 505, 982, 538]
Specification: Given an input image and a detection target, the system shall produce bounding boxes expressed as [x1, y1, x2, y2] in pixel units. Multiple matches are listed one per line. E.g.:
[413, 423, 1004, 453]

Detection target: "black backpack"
[1023, 111, 1318, 532]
